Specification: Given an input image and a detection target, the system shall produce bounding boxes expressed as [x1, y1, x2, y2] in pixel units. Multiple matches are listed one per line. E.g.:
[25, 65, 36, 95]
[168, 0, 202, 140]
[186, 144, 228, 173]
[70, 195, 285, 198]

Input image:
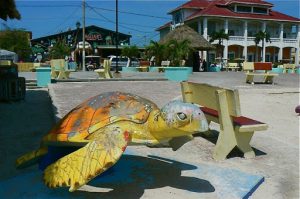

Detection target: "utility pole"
[115, 0, 119, 73]
[82, 0, 86, 71]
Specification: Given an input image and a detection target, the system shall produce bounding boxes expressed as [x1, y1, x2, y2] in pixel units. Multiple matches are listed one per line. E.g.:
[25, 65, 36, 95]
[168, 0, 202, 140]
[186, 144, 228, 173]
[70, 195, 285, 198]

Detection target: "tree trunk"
[261, 40, 264, 62]
[255, 45, 258, 62]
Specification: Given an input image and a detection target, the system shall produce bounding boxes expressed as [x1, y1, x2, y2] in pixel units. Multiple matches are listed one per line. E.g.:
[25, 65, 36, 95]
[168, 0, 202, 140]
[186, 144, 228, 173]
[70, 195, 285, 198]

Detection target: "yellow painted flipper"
[16, 148, 48, 169]
[43, 125, 131, 192]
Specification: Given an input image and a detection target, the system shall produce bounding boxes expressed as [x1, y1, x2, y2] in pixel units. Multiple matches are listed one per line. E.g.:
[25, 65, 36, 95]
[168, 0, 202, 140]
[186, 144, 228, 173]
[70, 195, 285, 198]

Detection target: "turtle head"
[150, 100, 208, 139]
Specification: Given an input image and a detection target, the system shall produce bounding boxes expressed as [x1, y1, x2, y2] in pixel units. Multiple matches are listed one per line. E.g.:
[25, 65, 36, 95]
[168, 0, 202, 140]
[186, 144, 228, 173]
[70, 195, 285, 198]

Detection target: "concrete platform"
[1, 72, 299, 198]
[0, 149, 263, 199]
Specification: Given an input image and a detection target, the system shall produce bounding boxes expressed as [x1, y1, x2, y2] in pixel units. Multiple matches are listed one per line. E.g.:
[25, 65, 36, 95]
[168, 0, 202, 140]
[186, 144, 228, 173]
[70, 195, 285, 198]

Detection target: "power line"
[132, 32, 160, 45]
[17, 4, 170, 20]
[86, 5, 153, 34]
[44, 7, 81, 36]
[18, 5, 80, 8]
[86, 17, 157, 29]
[91, 6, 170, 20]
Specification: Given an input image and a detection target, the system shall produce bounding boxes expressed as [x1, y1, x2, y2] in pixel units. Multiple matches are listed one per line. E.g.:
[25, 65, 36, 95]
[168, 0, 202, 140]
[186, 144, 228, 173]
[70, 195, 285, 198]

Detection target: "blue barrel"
[164, 67, 190, 82]
[36, 67, 51, 87]
[271, 68, 283, 73]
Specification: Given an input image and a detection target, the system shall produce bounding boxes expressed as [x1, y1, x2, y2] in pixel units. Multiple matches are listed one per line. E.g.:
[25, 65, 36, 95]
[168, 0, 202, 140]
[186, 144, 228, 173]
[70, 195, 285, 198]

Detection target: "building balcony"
[283, 38, 298, 43]
[229, 36, 244, 41]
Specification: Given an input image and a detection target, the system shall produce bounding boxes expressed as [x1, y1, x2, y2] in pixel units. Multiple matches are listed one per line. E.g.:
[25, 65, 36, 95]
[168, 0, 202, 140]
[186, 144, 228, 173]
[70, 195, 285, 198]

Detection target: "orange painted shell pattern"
[44, 92, 158, 142]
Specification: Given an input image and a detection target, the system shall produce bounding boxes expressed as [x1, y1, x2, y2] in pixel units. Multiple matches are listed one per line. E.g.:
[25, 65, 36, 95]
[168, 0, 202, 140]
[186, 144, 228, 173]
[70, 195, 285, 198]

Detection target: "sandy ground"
[0, 71, 299, 198]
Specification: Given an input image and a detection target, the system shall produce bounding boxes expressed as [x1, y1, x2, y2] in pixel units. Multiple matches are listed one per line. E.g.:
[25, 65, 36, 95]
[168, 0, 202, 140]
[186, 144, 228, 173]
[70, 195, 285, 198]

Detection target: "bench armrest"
[237, 124, 268, 132]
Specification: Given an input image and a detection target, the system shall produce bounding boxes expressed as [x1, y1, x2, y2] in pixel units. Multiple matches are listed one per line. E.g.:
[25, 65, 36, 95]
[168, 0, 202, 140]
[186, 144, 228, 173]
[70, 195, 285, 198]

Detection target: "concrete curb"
[54, 78, 168, 83]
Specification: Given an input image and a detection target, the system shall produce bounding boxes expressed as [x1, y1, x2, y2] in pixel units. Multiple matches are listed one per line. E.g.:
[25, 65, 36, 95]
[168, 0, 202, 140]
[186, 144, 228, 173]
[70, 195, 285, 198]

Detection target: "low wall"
[17, 63, 41, 72]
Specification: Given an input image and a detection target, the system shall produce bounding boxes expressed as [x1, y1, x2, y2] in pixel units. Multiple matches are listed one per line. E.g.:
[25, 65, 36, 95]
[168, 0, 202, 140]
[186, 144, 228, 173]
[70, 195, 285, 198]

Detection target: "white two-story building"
[157, 0, 300, 65]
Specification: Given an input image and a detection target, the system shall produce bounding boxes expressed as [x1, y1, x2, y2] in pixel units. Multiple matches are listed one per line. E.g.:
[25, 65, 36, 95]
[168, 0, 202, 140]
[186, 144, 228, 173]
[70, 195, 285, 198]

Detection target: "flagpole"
[82, 0, 86, 71]
[115, 0, 119, 73]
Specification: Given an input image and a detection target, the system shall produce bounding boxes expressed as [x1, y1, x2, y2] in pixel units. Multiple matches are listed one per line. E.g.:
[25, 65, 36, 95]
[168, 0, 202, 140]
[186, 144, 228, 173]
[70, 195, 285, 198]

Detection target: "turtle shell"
[44, 92, 158, 142]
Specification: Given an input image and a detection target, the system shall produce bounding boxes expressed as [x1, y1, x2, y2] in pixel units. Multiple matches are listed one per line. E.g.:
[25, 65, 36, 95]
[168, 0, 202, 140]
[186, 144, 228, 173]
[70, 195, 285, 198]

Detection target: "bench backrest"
[181, 82, 241, 117]
[17, 62, 34, 72]
[254, 62, 272, 71]
[103, 59, 111, 72]
[140, 60, 150, 67]
[50, 59, 65, 71]
[243, 62, 254, 71]
[180, 60, 186, 66]
[228, 62, 238, 67]
[161, 60, 170, 67]
[283, 63, 295, 69]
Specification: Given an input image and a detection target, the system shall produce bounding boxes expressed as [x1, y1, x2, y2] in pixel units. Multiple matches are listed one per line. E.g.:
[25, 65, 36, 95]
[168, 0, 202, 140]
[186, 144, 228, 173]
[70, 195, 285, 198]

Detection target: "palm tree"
[0, 0, 21, 21]
[209, 29, 229, 58]
[145, 41, 166, 66]
[167, 39, 191, 66]
[121, 45, 139, 66]
[254, 31, 271, 62]
[49, 39, 71, 59]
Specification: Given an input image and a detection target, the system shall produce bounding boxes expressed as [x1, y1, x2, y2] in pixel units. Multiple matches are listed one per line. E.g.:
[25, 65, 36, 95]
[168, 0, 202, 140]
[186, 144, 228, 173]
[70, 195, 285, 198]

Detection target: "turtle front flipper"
[43, 126, 131, 192]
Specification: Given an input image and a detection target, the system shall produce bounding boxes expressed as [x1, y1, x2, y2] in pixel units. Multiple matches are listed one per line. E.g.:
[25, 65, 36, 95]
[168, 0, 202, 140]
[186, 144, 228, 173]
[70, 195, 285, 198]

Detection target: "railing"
[229, 36, 244, 41]
[247, 37, 255, 41]
[283, 38, 297, 43]
[270, 38, 280, 42]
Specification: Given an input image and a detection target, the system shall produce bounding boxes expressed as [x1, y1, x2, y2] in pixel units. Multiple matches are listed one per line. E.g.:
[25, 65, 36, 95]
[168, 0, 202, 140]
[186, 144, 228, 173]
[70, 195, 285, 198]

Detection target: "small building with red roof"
[157, 0, 300, 65]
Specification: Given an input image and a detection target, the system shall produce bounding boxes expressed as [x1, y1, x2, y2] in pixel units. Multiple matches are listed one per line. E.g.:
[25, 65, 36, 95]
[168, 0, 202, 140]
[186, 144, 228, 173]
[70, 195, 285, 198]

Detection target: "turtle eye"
[177, 112, 187, 120]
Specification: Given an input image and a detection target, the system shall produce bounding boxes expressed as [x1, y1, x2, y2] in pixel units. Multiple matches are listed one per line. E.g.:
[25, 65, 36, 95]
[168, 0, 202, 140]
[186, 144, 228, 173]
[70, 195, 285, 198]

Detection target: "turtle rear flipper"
[43, 125, 131, 192]
[16, 148, 48, 169]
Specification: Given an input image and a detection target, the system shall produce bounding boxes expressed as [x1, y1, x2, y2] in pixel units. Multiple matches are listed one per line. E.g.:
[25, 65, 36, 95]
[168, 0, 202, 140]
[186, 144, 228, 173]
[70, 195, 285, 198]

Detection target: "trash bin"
[36, 67, 51, 87]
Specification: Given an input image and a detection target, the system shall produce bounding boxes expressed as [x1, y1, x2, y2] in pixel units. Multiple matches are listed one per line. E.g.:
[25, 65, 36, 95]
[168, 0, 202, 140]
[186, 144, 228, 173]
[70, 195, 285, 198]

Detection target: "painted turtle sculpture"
[16, 92, 208, 192]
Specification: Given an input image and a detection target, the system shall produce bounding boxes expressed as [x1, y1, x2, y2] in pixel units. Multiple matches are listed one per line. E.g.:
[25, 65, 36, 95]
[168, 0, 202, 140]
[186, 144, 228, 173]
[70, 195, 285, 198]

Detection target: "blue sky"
[1, 0, 299, 46]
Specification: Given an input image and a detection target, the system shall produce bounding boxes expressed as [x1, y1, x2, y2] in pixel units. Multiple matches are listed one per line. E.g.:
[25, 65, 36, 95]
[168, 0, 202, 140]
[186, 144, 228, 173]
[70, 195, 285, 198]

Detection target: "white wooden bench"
[245, 62, 278, 84]
[50, 59, 74, 80]
[157, 60, 170, 72]
[94, 60, 113, 79]
[224, 62, 240, 72]
[136, 60, 150, 72]
[283, 63, 296, 73]
[181, 82, 268, 160]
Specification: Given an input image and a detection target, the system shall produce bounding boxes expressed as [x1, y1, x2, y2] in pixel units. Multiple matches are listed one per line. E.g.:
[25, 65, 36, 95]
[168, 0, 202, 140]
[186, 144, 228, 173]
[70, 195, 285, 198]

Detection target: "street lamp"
[82, 0, 86, 71]
[115, 0, 119, 73]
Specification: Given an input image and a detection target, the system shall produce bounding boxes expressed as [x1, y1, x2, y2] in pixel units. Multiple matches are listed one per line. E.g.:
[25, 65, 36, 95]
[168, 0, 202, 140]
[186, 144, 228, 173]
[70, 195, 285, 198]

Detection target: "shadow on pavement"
[0, 89, 55, 180]
[194, 130, 267, 159]
[0, 154, 215, 199]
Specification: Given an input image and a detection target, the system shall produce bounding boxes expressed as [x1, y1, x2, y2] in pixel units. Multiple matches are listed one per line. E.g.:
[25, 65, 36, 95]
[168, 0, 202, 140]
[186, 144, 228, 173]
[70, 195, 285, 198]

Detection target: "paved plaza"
[0, 71, 299, 198]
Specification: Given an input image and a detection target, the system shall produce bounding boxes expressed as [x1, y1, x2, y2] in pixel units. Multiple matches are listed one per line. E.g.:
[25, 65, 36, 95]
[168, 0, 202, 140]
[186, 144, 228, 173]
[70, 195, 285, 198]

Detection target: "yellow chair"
[94, 60, 113, 79]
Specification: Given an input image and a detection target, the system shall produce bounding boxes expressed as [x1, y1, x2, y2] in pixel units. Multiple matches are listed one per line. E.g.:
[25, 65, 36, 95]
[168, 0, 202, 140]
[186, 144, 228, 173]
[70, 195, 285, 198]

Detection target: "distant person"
[199, 58, 203, 71]
[202, 59, 207, 72]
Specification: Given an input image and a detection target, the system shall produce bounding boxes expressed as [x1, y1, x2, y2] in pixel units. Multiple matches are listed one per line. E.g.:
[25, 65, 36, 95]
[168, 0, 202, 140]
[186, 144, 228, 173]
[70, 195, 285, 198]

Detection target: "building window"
[248, 53, 254, 62]
[228, 52, 235, 60]
[265, 53, 271, 62]
[236, 6, 251, 13]
[173, 12, 182, 24]
[253, 7, 268, 14]
[228, 30, 235, 36]
[208, 52, 216, 64]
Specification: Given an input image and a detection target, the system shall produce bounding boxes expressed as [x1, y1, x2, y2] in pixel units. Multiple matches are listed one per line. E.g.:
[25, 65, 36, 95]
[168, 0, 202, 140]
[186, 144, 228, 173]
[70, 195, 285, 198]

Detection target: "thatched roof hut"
[160, 25, 215, 51]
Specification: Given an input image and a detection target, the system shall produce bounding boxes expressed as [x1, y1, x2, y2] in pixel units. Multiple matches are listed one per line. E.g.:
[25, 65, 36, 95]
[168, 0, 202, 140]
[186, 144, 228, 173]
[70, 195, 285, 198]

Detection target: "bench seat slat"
[200, 107, 266, 126]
